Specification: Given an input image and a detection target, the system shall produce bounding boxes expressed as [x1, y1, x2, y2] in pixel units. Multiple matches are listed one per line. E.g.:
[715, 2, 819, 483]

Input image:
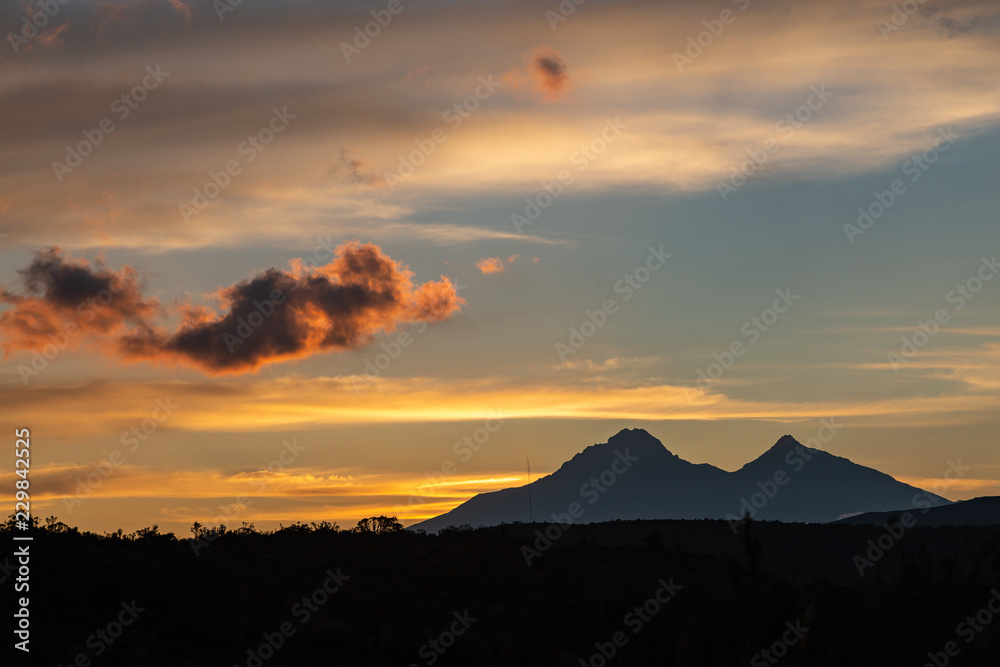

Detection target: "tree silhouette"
[353, 515, 403, 534]
[44, 515, 72, 533]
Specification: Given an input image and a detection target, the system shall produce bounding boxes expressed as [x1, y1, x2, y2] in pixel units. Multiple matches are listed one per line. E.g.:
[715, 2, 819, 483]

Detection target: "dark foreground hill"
[5, 517, 1000, 666]
[412, 429, 950, 533]
[837, 495, 1000, 527]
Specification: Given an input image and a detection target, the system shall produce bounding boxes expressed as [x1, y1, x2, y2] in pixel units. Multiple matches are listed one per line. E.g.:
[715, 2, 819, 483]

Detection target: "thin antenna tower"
[526, 456, 534, 523]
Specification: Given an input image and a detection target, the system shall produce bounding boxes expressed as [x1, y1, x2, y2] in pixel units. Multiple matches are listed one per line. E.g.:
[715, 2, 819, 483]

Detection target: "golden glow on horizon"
[5, 373, 1000, 439]
[894, 477, 1000, 494]
[20, 465, 533, 530]
[20, 462, 1000, 534]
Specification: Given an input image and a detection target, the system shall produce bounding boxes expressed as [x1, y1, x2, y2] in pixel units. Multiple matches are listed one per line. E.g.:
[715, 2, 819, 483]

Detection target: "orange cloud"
[123, 241, 464, 374]
[1, 242, 464, 374]
[0, 247, 157, 356]
[504, 45, 571, 102]
[476, 257, 504, 274]
[477, 254, 522, 274]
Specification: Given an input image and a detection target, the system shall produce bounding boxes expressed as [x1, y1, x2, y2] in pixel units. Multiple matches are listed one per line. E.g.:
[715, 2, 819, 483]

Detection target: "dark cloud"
[536, 54, 566, 81]
[531, 47, 570, 100]
[0, 247, 156, 355]
[503, 45, 570, 102]
[0, 242, 464, 374]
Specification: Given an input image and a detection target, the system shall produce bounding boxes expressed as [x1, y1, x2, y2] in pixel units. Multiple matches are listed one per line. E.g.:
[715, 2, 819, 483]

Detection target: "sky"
[1, 0, 999, 535]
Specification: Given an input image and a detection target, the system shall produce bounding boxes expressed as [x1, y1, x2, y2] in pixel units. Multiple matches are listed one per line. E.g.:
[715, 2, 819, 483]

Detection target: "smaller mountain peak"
[770, 434, 802, 451]
[749, 435, 806, 461]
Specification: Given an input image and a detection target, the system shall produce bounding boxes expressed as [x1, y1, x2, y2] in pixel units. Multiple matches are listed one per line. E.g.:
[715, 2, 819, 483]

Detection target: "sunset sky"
[1, 0, 999, 535]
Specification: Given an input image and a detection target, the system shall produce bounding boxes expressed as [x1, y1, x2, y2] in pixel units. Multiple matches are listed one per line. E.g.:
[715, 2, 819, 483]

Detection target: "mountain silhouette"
[411, 428, 952, 533]
[836, 495, 1000, 527]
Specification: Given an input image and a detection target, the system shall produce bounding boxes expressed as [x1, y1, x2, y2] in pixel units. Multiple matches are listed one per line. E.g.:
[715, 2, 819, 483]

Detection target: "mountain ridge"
[410, 428, 952, 533]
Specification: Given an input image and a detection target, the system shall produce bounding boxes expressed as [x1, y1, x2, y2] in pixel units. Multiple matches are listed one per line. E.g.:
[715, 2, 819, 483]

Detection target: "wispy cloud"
[7, 373, 1000, 438]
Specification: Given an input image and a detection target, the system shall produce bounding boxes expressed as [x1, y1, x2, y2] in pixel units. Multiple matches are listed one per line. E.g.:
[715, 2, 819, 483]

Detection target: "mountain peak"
[733, 434, 814, 474]
[608, 427, 655, 442]
[768, 434, 803, 453]
[606, 428, 675, 456]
